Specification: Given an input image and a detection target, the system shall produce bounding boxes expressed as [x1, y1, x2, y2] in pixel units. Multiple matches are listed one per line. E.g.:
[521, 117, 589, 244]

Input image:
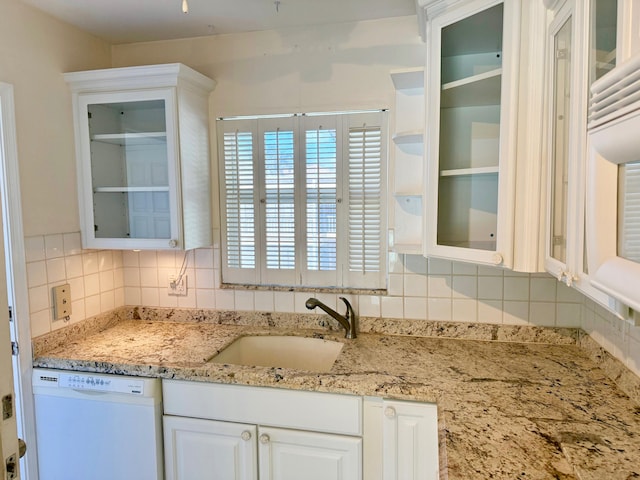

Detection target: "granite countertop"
[33, 308, 640, 480]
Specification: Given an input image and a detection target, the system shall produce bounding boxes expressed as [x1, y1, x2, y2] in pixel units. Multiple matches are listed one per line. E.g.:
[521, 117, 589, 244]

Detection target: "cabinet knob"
[384, 407, 396, 418]
[241, 430, 252, 441]
[492, 253, 503, 265]
[259, 434, 270, 445]
[169, 239, 178, 248]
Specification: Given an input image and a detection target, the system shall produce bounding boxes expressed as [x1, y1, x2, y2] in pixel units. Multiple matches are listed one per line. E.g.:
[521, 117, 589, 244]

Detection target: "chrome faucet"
[305, 297, 357, 339]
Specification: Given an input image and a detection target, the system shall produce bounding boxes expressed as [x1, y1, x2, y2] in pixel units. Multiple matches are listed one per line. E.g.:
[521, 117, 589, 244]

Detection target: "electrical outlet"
[52, 284, 72, 320]
[168, 274, 188, 296]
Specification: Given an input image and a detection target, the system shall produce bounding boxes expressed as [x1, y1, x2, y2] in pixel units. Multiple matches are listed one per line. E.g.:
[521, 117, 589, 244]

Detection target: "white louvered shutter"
[343, 112, 387, 289]
[302, 115, 340, 286]
[218, 119, 259, 284]
[259, 117, 298, 285]
[218, 112, 386, 289]
[620, 161, 640, 263]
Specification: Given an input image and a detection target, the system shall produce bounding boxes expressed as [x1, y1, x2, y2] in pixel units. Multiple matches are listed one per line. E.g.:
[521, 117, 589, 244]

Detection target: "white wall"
[112, 16, 426, 117]
[0, 0, 111, 237]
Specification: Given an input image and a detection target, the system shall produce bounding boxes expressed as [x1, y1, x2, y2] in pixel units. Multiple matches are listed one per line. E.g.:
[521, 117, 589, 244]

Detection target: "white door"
[382, 400, 439, 480]
[0, 178, 18, 479]
[0, 83, 20, 480]
[163, 416, 258, 480]
[258, 426, 362, 480]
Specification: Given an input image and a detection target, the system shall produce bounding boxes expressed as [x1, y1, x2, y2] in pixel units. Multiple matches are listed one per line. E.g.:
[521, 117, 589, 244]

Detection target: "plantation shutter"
[218, 119, 259, 284]
[259, 117, 298, 285]
[218, 111, 386, 289]
[343, 112, 386, 288]
[619, 161, 640, 263]
[302, 115, 340, 286]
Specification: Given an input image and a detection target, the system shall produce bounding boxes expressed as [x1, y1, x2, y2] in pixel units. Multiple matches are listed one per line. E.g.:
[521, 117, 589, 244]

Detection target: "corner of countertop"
[577, 331, 640, 407]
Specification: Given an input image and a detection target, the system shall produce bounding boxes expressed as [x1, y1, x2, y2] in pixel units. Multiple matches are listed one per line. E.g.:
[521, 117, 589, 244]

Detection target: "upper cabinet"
[542, 0, 622, 308]
[65, 63, 216, 250]
[422, 0, 522, 268]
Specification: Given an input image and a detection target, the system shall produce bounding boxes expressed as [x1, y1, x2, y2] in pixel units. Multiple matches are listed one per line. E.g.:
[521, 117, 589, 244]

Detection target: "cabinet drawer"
[163, 380, 362, 436]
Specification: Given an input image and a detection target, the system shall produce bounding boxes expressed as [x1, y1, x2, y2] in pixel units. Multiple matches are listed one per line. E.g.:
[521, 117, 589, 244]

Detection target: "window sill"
[220, 283, 387, 296]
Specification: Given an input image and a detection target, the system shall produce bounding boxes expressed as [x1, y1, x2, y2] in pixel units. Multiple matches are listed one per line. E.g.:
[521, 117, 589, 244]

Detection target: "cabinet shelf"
[441, 68, 502, 108]
[93, 186, 170, 193]
[440, 166, 499, 177]
[439, 240, 497, 251]
[390, 68, 425, 90]
[91, 132, 167, 145]
[392, 130, 424, 144]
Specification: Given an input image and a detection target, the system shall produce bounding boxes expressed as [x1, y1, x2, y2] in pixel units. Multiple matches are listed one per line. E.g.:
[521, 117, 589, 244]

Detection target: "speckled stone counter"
[33, 308, 640, 480]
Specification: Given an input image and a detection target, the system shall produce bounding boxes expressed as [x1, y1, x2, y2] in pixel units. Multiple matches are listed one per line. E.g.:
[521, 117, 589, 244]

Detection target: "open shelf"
[392, 130, 424, 144]
[441, 68, 502, 108]
[390, 68, 425, 90]
[91, 132, 167, 145]
[440, 166, 499, 177]
[94, 186, 170, 193]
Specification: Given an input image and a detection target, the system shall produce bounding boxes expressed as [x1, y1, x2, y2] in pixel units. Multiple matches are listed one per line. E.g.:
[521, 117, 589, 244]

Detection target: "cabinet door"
[382, 400, 439, 480]
[425, 0, 520, 267]
[258, 426, 362, 480]
[545, 2, 575, 282]
[163, 415, 258, 480]
[75, 88, 181, 250]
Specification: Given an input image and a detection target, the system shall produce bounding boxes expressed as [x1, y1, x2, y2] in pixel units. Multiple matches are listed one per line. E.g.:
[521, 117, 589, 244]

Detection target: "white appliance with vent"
[32, 369, 164, 480]
[587, 52, 640, 313]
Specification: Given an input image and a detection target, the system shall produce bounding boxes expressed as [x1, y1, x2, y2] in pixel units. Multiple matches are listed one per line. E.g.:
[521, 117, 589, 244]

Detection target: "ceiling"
[21, 0, 418, 45]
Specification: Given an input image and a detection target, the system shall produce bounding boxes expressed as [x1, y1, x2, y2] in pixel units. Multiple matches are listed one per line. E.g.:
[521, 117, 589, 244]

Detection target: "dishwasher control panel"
[34, 371, 145, 395]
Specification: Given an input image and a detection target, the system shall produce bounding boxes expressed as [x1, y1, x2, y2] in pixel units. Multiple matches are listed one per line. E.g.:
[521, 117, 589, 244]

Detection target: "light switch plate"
[52, 283, 72, 320]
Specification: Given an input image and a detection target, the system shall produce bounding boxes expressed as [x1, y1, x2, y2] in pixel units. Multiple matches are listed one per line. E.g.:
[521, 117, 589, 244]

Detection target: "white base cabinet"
[363, 398, 440, 480]
[258, 426, 361, 480]
[163, 416, 360, 480]
[162, 381, 439, 480]
[164, 416, 257, 480]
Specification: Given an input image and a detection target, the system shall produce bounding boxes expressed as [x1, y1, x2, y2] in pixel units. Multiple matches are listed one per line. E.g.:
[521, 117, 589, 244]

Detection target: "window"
[218, 111, 387, 289]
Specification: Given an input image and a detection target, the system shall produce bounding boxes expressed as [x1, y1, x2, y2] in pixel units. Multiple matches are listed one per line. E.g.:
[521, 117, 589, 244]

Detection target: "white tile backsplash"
[44, 234, 64, 259]
[45, 258, 66, 284]
[26, 233, 124, 336]
[63, 232, 82, 256]
[26, 261, 47, 288]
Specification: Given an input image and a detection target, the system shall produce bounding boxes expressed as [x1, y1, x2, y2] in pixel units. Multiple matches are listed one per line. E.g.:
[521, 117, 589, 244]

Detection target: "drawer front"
[163, 380, 362, 436]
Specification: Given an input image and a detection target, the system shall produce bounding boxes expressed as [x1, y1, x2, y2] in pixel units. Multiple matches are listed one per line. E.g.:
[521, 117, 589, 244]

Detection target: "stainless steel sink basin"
[209, 335, 343, 372]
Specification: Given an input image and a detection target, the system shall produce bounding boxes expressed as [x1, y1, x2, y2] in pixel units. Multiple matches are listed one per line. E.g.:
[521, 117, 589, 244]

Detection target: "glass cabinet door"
[548, 15, 572, 266]
[426, 0, 519, 267]
[590, 0, 617, 83]
[81, 91, 176, 242]
[437, 3, 503, 253]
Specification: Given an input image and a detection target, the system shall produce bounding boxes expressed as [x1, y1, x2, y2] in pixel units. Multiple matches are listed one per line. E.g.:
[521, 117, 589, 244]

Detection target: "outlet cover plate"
[168, 274, 188, 296]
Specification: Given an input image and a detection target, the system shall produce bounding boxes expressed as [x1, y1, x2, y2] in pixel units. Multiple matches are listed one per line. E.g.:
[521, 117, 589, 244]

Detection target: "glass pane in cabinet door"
[590, 0, 617, 83]
[437, 3, 503, 251]
[549, 18, 572, 264]
[87, 99, 170, 239]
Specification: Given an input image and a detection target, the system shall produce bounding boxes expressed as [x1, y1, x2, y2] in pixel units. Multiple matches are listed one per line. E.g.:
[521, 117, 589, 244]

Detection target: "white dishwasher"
[32, 368, 164, 480]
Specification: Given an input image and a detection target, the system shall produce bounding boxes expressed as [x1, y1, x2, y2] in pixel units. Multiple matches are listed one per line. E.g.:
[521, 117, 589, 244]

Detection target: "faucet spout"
[305, 297, 357, 339]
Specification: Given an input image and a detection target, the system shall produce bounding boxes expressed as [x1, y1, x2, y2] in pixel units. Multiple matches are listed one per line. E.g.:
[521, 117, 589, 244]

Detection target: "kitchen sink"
[208, 335, 343, 372]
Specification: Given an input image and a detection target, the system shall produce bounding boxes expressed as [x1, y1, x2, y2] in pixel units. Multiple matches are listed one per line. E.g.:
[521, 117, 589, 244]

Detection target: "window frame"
[217, 110, 388, 291]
